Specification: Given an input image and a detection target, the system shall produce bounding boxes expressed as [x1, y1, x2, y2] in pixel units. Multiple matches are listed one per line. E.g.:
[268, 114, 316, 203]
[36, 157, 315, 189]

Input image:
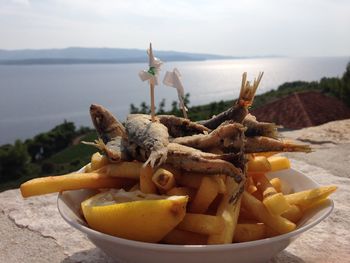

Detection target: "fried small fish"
[90, 104, 126, 142]
[172, 123, 245, 153]
[243, 114, 280, 139]
[126, 114, 169, 167]
[158, 115, 210, 137]
[245, 136, 311, 153]
[199, 72, 263, 129]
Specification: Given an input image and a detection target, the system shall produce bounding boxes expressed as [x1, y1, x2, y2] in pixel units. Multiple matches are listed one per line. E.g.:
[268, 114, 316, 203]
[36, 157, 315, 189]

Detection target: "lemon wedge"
[81, 189, 188, 242]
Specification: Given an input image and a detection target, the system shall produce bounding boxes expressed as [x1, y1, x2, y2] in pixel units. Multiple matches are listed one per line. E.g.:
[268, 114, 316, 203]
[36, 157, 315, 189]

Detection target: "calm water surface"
[0, 57, 349, 145]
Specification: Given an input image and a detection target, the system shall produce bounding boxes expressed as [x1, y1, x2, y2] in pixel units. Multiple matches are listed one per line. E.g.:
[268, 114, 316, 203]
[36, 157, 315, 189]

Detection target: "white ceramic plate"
[57, 168, 334, 263]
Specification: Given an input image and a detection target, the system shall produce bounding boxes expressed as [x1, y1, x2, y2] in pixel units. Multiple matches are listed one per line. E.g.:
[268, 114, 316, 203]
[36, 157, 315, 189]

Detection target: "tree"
[157, 99, 166, 114]
[140, 102, 150, 114]
[130, 103, 140, 114]
[0, 140, 30, 182]
[342, 62, 350, 106]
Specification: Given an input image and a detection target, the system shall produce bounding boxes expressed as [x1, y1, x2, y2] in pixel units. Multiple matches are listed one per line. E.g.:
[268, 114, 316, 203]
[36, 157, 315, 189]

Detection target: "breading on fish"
[125, 114, 169, 167]
[172, 123, 245, 153]
[83, 104, 129, 162]
[165, 143, 245, 204]
[243, 114, 280, 139]
[158, 115, 210, 137]
[245, 136, 311, 153]
[90, 104, 126, 142]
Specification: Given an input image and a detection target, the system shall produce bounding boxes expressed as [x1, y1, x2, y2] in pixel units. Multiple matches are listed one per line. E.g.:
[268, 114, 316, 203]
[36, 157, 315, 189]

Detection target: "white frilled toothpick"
[138, 43, 163, 122]
[163, 68, 188, 119]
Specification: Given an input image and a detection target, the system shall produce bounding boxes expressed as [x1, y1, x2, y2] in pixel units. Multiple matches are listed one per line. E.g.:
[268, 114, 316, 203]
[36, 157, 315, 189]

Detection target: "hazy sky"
[0, 0, 349, 56]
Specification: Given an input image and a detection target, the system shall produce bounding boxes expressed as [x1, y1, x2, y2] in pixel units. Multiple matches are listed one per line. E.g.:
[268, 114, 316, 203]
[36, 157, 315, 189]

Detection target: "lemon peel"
[81, 189, 188, 242]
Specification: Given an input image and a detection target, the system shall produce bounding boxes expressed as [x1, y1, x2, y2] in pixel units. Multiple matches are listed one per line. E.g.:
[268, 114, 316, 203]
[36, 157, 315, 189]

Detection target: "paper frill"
[139, 47, 163, 86]
[163, 68, 188, 112]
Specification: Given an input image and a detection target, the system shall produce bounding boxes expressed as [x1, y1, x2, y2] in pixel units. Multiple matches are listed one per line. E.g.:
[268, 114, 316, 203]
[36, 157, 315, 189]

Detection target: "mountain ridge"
[0, 47, 238, 65]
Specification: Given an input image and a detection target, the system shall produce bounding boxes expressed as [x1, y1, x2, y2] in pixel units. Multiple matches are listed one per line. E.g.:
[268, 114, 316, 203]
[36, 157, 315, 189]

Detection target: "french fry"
[238, 207, 256, 221]
[179, 173, 226, 194]
[246, 175, 257, 194]
[190, 176, 219, 213]
[253, 173, 290, 215]
[90, 152, 109, 171]
[269, 177, 282, 193]
[177, 172, 203, 189]
[281, 205, 303, 223]
[152, 168, 176, 192]
[177, 213, 225, 235]
[214, 175, 227, 194]
[284, 185, 337, 208]
[247, 156, 271, 173]
[162, 229, 207, 245]
[264, 225, 280, 238]
[139, 165, 157, 194]
[267, 156, 291, 172]
[241, 191, 296, 234]
[207, 177, 241, 244]
[102, 162, 143, 179]
[166, 187, 196, 200]
[233, 223, 266, 242]
[20, 173, 135, 198]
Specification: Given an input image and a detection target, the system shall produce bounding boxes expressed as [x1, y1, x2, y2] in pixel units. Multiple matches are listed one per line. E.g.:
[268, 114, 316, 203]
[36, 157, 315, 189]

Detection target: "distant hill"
[0, 47, 236, 65]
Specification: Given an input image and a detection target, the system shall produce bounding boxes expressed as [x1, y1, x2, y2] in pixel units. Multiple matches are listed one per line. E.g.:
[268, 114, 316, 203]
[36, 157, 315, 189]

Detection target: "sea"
[0, 57, 349, 145]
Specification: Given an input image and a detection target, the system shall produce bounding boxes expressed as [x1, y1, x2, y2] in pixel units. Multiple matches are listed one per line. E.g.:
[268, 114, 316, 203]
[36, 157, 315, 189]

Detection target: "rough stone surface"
[1, 120, 350, 263]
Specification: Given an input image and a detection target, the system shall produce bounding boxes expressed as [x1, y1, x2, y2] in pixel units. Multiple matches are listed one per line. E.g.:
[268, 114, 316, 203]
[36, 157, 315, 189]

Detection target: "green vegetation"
[1, 62, 349, 192]
[130, 62, 350, 120]
[0, 122, 95, 192]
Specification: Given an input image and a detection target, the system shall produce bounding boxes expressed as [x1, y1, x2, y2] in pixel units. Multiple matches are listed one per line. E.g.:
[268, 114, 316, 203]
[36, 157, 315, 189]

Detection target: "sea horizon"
[0, 56, 349, 145]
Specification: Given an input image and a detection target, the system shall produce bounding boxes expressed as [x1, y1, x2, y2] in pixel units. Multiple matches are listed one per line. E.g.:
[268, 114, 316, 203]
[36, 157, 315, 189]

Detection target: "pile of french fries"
[20, 152, 336, 245]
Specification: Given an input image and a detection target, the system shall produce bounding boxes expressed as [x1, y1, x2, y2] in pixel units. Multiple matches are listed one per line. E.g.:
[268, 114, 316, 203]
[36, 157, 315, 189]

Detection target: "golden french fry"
[177, 213, 225, 235]
[177, 172, 226, 194]
[233, 223, 266, 242]
[241, 191, 296, 234]
[214, 175, 227, 194]
[102, 162, 143, 179]
[152, 168, 176, 192]
[139, 165, 157, 194]
[20, 173, 135, 198]
[269, 178, 282, 193]
[190, 176, 219, 213]
[166, 187, 196, 200]
[91, 152, 109, 171]
[238, 207, 257, 221]
[207, 177, 241, 244]
[177, 172, 203, 188]
[264, 225, 280, 238]
[245, 175, 257, 193]
[263, 193, 291, 216]
[162, 229, 207, 245]
[267, 156, 291, 172]
[253, 173, 290, 215]
[284, 186, 337, 208]
[247, 156, 271, 173]
[281, 204, 303, 223]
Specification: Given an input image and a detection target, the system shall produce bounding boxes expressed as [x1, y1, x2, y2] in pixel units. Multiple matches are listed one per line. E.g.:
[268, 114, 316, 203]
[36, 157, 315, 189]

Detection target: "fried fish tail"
[243, 114, 281, 139]
[199, 72, 264, 129]
[245, 137, 312, 153]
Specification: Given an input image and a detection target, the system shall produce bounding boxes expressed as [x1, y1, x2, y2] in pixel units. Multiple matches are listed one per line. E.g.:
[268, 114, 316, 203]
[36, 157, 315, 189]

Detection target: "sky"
[0, 0, 349, 56]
